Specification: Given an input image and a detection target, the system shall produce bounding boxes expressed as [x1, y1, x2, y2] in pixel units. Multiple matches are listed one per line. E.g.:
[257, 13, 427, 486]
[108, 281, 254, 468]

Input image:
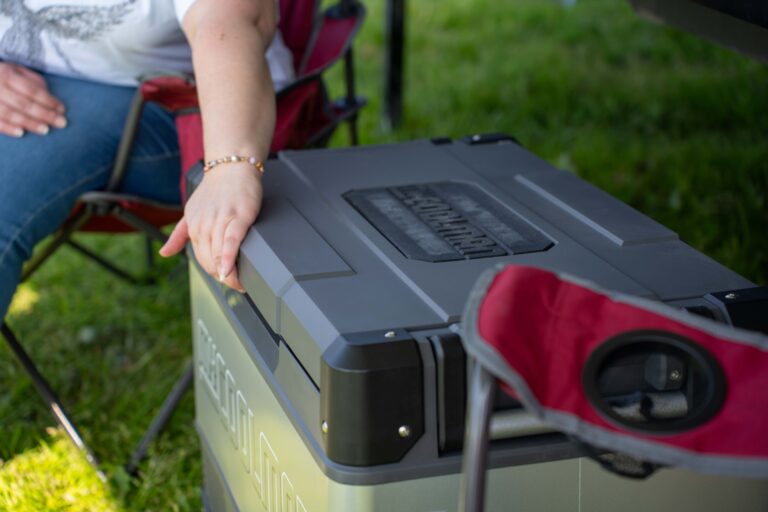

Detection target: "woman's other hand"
[159, 164, 263, 292]
[0, 62, 67, 137]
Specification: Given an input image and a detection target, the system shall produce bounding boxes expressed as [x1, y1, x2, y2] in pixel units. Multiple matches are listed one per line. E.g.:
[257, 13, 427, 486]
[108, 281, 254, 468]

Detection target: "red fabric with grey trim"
[465, 264, 768, 477]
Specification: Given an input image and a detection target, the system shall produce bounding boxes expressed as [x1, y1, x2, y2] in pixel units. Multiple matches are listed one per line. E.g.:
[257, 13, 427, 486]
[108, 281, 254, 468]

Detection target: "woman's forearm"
[160, 0, 278, 291]
[183, 0, 277, 162]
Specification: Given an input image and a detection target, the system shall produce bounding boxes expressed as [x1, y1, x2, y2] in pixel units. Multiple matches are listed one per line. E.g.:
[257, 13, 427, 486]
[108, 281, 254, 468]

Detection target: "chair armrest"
[139, 74, 199, 113]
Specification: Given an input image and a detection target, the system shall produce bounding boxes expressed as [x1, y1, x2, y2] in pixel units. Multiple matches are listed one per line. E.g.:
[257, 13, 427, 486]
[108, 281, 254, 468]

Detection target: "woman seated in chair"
[0, 0, 294, 318]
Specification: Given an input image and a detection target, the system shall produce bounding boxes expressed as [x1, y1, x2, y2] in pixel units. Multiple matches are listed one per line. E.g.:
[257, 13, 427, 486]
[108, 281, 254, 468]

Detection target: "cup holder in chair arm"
[582, 330, 726, 435]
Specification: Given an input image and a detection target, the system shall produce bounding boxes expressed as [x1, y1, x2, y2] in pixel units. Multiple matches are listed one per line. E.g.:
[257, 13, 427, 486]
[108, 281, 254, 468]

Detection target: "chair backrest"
[271, 0, 364, 151]
[279, 0, 321, 72]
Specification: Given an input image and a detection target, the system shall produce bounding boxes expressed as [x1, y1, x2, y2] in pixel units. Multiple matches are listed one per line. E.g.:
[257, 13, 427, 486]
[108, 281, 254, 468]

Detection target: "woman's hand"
[163, 0, 276, 292]
[159, 164, 263, 292]
[0, 62, 67, 137]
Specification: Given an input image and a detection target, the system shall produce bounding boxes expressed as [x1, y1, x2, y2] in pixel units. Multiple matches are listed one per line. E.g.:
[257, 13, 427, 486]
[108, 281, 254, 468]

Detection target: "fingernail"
[218, 271, 226, 282]
[53, 116, 67, 128]
[36, 125, 49, 135]
[57, 105, 66, 114]
[11, 128, 24, 138]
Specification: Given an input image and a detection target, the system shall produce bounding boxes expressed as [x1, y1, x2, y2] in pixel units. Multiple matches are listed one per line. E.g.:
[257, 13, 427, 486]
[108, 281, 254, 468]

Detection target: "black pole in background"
[344, 44, 360, 145]
[383, 0, 405, 130]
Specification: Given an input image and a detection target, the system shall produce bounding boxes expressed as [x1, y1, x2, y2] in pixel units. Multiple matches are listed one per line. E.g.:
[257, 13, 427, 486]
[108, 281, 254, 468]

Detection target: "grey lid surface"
[237, 139, 751, 383]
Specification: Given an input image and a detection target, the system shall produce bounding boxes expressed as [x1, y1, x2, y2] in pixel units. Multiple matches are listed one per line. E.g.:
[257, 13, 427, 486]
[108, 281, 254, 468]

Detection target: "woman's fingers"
[13, 65, 49, 88]
[7, 73, 64, 113]
[210, 212, 227, 281]
[222, 267, 244, 293]
[218, 217, 251, 290]
[0, 90, 62, 134]
[0, 118, 24, 138]
[169, 164, 262, 291]
[0, 62, 66, 136]
[4, 63, 64, 111]
[160, 214, 230, 287]
[159, 217, 190, 257]
[190, 215, 216, 277]
[187, 209, 253, 292]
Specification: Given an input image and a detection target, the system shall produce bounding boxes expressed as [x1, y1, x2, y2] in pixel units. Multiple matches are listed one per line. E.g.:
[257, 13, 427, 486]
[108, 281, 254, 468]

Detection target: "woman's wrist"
[203, 154, 265, 174]
[201, 161, 264, 184]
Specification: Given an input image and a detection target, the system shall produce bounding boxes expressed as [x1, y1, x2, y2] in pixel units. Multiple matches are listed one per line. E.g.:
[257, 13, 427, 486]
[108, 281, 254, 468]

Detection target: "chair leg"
[383, 0, 405, 130]
[144, 234, 155, 273]
[348, 110, 360, 146]
[0, 323, 107, 482]
[125, 361, 194, 476]
[65, 210, 172, 285]
[459, 359, 496, 512]
[2, 321, 193, 480]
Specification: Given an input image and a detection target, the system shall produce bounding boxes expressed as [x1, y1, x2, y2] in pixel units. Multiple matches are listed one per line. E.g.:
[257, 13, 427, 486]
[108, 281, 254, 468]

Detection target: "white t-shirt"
[0, 0, 295, 89]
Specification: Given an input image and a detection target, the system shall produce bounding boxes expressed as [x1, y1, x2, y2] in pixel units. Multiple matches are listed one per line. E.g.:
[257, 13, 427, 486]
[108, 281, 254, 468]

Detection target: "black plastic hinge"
[707, 287, 768, 334]
[430, 334, 466, 453]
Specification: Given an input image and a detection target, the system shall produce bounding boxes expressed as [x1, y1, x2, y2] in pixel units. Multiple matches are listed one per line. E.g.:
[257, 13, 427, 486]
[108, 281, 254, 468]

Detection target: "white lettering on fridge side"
[197, 319, 309, 512]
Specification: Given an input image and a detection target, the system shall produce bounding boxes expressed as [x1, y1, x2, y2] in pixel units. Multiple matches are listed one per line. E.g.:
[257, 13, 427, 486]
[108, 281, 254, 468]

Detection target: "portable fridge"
[188, 136, 768, 511]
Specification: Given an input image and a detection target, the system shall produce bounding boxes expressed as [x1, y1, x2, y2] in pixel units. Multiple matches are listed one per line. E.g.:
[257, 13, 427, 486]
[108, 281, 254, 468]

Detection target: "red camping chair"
[459, 264, 768, 512]
[1, 0, 366, 479]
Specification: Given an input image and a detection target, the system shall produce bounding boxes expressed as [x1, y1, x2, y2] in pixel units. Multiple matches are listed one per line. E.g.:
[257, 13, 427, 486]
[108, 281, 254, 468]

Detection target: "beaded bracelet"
[203, 155, 265, 175]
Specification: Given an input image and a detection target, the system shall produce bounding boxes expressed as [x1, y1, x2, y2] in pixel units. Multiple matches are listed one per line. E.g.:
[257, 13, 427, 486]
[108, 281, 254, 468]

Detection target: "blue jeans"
[0, 72, 182, 319]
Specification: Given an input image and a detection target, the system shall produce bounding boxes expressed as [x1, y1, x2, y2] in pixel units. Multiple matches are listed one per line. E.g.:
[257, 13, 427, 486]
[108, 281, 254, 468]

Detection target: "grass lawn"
[1, 0, 766, 510]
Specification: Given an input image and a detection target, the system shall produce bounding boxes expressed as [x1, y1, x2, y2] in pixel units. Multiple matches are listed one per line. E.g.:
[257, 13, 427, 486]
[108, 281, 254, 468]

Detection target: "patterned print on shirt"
[0, 0, 137, 74]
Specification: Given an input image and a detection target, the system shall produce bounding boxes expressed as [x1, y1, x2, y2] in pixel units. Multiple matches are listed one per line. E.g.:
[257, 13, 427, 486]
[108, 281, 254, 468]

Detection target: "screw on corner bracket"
[398, 425, 411, 438]
[725, 293, 737, 300]
[321, 421, 328, 434]
[384, 330, 397, 338]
